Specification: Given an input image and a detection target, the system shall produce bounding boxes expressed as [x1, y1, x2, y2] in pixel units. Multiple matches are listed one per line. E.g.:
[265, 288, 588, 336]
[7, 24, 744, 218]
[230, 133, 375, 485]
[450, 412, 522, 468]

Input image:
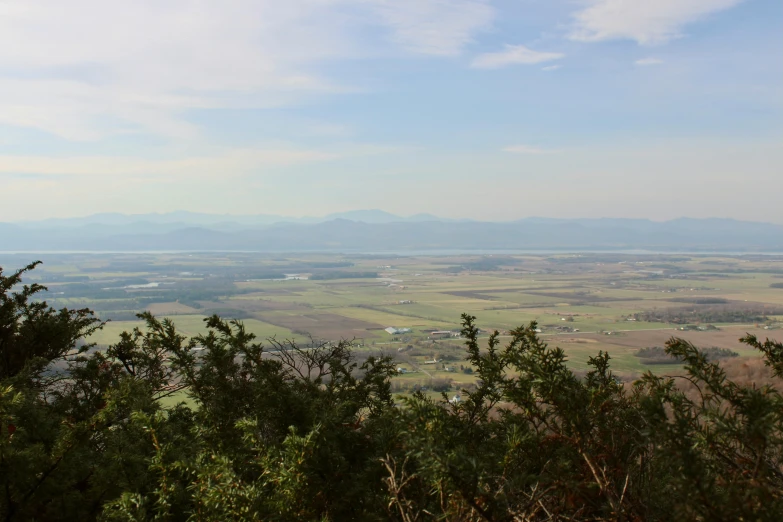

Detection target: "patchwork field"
[4, 251, 782, 392]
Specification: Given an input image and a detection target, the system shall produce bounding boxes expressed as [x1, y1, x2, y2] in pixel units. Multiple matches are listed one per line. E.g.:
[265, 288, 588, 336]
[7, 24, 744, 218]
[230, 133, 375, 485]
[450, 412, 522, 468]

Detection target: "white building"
[385, 327, 412, 335]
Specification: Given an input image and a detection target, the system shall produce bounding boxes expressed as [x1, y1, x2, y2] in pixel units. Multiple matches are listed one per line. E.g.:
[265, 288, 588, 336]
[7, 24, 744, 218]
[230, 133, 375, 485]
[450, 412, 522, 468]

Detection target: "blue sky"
[0, 0, 781, 222]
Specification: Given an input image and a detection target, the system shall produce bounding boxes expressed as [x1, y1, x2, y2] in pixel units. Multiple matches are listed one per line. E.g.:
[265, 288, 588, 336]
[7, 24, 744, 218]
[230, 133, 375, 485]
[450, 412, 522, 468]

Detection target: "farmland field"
[3, 251, 782, 394]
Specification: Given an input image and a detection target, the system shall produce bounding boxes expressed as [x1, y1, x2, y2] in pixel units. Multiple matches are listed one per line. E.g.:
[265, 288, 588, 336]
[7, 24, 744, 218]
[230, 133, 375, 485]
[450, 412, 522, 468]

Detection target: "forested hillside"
[2, 262, 782, 521]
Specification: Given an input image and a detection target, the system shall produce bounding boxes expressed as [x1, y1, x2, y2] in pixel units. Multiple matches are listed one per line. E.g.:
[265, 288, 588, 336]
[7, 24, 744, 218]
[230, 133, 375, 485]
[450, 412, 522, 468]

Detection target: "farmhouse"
[385, 326, 412, 335]
[430, 330, 460, 339]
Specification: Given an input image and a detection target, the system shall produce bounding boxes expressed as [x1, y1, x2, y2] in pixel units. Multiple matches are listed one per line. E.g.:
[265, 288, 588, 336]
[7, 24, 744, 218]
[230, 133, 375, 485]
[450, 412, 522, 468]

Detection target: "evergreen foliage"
[1, 263, 782, 520]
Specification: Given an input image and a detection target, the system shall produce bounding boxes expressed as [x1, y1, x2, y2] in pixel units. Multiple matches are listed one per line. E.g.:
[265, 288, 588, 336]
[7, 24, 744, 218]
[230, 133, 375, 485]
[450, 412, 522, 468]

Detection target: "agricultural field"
[3, 251, 783, 394]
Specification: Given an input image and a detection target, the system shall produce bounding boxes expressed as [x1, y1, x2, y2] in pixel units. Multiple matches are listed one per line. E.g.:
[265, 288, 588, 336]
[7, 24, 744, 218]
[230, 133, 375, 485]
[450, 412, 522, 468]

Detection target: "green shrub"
[2, 262, 782, 521]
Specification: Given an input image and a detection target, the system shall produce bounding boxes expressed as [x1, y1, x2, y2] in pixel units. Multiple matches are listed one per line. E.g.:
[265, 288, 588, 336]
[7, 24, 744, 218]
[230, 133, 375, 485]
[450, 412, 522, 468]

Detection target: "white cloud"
[0, 0, 493, 141]
[542, 65, 562, 71]
[472, 45, 564, 69]
[569, 0, 745, 45]
[503, 145, 557, 155]
[635, 58, 664, 66]
[370, 0, 494, 56]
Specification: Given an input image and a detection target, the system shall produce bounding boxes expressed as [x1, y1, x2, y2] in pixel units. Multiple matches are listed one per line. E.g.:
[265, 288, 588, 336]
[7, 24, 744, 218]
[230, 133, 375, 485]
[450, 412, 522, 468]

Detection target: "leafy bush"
[430, 378, 452, 392]
[2, 262, 783, 521]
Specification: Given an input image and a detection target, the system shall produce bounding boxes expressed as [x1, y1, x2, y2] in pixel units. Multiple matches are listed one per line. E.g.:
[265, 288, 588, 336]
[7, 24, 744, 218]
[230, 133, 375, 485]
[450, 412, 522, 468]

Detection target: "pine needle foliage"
[1, 263, 782, 521]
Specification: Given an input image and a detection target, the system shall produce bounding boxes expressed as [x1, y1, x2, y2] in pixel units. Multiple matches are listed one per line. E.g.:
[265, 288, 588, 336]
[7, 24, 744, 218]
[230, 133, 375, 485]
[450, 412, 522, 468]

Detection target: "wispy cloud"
[635, 58, 664, 66]
[503, 145, 558, 155]
[371, 0, 494, 56]
[569, 0, 745, 45]
[542, 65, 562, 72]
[0, 0, 495, 141]
[472, 45, 564, 69]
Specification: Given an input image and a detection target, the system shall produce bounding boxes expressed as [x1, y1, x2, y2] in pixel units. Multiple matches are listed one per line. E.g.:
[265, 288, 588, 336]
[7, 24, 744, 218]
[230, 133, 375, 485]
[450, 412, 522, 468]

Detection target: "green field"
[4, 251, 782, 393]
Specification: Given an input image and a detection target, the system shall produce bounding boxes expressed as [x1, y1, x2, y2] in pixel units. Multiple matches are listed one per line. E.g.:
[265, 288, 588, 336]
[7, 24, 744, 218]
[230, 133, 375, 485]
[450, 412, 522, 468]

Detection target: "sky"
[0, 0, 781, 223]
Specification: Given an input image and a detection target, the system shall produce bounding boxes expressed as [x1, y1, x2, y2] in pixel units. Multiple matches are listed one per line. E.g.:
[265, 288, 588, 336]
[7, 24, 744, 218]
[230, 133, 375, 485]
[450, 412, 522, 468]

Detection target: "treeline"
[2, 262, 783, 521]
[669, 297, 730, 304]
[95, 311, 145, 322]
[309, 271, 379, 280]
[636, 346, 739, 364]
[633, 305, 781, 324]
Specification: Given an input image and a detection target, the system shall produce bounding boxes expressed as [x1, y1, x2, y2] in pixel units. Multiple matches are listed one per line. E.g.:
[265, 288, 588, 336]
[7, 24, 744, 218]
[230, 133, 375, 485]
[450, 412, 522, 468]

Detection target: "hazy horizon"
[3, 209, 783, 226]
[0, 1, 781, 223]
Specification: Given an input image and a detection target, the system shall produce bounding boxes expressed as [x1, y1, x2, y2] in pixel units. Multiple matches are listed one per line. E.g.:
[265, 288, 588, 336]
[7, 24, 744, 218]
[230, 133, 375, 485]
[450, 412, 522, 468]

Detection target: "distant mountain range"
[1, 211, 782, 252]
[16, 209, 454, 229]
